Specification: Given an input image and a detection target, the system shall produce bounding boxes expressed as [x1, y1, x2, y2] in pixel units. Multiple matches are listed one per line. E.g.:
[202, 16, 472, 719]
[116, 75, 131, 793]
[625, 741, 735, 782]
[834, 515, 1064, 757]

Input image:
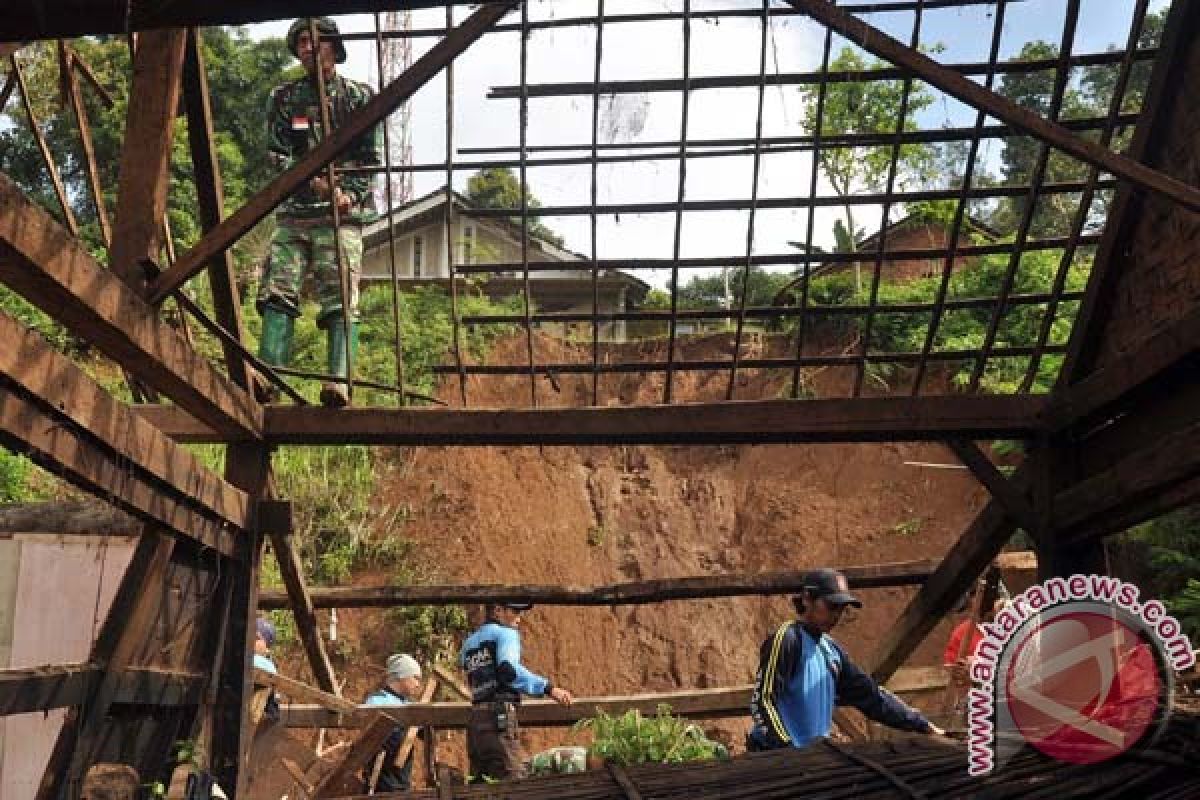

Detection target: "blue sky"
[247, 0, 1174, 281]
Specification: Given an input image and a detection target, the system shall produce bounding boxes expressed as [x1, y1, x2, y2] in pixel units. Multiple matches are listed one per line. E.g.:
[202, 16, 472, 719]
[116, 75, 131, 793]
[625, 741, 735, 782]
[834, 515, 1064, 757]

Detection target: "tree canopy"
[465, 166, 566, 248]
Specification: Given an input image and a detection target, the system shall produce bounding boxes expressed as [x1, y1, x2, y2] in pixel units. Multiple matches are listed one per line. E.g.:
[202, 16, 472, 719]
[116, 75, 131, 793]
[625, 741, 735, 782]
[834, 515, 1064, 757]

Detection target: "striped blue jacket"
[748, 621, 930, 749]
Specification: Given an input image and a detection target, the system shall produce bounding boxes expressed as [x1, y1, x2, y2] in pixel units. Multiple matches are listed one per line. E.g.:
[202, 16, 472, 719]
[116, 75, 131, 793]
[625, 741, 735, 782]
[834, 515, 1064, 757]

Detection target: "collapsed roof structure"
[2, 0, 1200, 795]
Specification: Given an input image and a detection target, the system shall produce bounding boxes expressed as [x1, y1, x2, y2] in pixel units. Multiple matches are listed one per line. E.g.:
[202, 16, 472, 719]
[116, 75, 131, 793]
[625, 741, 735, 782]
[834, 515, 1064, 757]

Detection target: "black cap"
[500, 602, 533, 611]
[800, 568, 862, 608]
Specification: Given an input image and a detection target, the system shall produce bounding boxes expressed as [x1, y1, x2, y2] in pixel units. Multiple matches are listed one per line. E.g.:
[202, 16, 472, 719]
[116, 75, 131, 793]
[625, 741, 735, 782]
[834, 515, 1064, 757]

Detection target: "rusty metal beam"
[0, 172, 263, 441]
[148, 2, 518, 305]
[783, 0, 1200, 214]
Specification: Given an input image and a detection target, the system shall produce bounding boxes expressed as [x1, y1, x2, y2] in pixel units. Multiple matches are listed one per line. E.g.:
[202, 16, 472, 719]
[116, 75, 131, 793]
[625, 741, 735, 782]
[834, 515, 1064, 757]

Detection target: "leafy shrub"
[575, 705, 729, 765]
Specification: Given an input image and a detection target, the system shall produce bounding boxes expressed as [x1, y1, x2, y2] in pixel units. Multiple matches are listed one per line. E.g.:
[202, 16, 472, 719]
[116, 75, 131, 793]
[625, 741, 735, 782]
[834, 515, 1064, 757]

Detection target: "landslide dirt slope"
[374, 332, 987, 751]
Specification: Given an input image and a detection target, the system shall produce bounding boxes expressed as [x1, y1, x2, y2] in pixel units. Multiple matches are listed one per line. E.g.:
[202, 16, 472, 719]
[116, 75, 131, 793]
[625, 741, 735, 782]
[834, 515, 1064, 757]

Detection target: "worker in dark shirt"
[748, 568, 945, 750]
[459, 602, 573, 781]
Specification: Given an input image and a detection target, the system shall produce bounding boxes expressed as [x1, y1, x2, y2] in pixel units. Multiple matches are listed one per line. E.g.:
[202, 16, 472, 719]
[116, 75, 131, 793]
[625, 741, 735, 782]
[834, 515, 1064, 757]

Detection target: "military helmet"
[287, 17, 347, 65]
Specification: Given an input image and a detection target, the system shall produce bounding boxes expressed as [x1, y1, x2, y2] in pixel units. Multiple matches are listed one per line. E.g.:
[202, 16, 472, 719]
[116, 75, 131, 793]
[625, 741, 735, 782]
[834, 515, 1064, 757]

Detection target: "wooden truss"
[1, 0, 1199, 794]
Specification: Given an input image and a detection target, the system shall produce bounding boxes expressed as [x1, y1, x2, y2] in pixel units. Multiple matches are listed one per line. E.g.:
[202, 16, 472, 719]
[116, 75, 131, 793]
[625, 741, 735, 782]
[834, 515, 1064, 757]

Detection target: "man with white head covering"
[363, 653, 424, 791]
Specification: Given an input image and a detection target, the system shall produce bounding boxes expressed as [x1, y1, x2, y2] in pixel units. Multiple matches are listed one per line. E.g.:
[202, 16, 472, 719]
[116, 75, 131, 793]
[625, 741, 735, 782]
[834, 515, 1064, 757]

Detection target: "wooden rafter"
[947, 440, 1042, 543]
[148, 1, 518, 305]
[2, 0, 488, 41]
[0, 303, 249, 542]
[0, 665, 203, 716]
[57, 42, 113, 248]
[259, 559, 940, 610]
[0, 172, 263, 441]
[182, 27, 252, 390]
[783, 0, 1200, 213]
[267, 524, 341, 696]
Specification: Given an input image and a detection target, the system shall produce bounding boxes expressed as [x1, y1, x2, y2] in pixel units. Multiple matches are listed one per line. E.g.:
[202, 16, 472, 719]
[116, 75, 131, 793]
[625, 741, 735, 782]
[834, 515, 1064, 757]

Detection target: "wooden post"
[109, 28, 186, 291]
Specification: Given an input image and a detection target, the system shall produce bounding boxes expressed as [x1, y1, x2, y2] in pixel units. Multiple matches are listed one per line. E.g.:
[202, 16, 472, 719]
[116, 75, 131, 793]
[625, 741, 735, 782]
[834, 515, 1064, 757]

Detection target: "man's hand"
[309, 175, 332, 198]
[334, 187, 353, 214]
[548, 687, 573, 706]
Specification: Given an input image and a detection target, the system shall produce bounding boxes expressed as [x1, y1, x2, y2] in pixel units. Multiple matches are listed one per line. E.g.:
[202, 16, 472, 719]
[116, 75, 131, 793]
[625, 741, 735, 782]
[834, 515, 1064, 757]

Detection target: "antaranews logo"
[966, 574, 1195, 776]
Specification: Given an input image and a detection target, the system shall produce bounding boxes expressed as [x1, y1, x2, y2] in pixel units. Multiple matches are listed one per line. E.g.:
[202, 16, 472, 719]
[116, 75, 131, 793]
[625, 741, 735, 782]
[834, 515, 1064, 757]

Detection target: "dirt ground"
[257, 332, 992, 792]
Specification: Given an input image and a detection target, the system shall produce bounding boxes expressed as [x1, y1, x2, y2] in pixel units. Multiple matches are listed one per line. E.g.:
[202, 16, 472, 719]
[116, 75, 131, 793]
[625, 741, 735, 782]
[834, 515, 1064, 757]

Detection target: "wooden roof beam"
[260, 559, 939, 610]
[0, 307, 248, 556]
[1, 664, 204, 716]
[260, 396, 1042, 446]
[0, 172, 262, 441]
[784, 0, 1200, 214]
[2, 1, 491, 41]
[148, 1, 518, 305]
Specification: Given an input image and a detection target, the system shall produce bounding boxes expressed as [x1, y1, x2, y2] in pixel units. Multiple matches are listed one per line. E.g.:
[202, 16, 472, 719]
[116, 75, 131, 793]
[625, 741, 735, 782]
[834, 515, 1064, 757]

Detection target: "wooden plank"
[136, 396, 1048, 445]
[148, 1, 518, 304]
[268, 530, 340, 696]
[0, 172, 263, 441]
[2, 665, 203, 716]
[431, 664, 470, 701]
[0, 389, 240, 558]
[0, 70, 15, 116]
[313, 712, 398, 798]
[182, 28, 252, 390]
[108, 29, 186, 289]
[282, 685, 755, 729]
[0, 663, 96, 716]
[0, 306, 250, 533]
[252, 668, 356, 715]
[255, 395, 1047, 446]
[948, 440, 1042, 542]
[783, 0, 1200, 213]
[260, 560, 939, 610]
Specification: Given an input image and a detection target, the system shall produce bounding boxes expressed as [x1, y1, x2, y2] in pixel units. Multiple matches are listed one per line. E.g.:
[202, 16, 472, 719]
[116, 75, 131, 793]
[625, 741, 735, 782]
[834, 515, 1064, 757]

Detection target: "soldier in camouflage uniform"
[257, 16, 382, 407]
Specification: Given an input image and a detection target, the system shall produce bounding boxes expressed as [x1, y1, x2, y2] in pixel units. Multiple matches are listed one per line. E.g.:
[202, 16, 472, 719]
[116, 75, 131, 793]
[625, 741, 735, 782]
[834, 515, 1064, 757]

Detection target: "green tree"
[675, 267, 792, 312]
[991, 40, 1108, 237]
[465, 167, 565, 247]
[799, 46, 936, 290]
[0, 30, 292, 266]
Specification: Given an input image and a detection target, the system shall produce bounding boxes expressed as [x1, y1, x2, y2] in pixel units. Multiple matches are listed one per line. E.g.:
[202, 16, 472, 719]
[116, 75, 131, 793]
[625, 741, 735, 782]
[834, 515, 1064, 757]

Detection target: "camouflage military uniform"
[259, 73, 381, 325]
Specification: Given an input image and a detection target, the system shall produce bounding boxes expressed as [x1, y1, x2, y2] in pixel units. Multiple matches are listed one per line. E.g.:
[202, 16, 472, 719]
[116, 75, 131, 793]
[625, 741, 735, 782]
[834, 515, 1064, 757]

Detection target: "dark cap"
[256, 616, 277, 648]
[287, 17, 348, 64]
[500, 602, 533, 611]
[800, 568, 862, 608]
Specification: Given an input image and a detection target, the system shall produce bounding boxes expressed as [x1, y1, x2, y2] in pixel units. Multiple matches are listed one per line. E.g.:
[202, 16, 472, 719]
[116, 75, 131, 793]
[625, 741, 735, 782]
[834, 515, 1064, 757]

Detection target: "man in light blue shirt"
[252, 617, 280, 724]
[459, 602, 573, 781]
[362, 653, 423, 791]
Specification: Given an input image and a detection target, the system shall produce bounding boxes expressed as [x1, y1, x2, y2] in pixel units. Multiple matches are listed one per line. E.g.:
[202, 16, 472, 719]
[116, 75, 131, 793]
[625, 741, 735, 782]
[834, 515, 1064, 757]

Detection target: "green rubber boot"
[255, 308, 294, 403]
[320, 315, 358, 408]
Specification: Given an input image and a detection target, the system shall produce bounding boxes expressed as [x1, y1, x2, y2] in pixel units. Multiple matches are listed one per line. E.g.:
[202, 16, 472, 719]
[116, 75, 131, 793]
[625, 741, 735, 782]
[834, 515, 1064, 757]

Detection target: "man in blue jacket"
[460, 602, 574, 781]
[362, 653, 423, 791]
[748, 568, 945, 750]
